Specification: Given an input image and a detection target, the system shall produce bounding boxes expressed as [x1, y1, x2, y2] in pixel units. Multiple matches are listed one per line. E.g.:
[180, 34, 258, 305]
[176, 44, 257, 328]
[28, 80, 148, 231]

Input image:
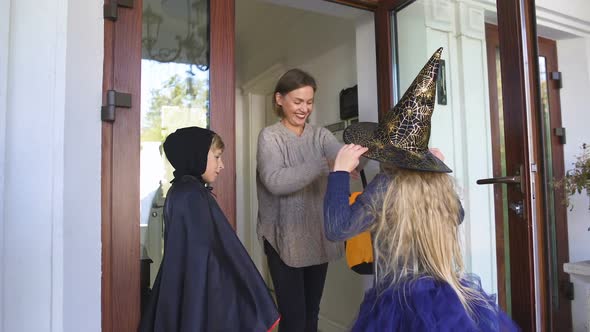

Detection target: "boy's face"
[202, 148, 224, 184]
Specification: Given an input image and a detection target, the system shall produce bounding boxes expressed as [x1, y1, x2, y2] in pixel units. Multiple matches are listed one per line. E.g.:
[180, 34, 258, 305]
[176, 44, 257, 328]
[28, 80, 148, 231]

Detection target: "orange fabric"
[345, 192, 374, 269]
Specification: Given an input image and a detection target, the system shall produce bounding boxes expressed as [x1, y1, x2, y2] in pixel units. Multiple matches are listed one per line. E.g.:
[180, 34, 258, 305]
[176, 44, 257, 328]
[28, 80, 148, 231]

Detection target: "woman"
[140, 126, 279, 332]
[324, 49, 519, 331]
[256, 69, 343, 332]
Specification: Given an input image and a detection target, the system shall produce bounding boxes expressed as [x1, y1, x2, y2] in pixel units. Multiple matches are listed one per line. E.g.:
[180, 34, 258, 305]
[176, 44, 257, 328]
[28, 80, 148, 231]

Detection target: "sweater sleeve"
[257, 128, 329, 196]
[320, 127, 343, 161]
[323, 172, 388, 241]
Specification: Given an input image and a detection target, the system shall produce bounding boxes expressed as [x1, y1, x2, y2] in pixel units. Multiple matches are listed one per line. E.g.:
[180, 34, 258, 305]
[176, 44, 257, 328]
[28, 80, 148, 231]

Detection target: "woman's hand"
[333, 144, 369, 173]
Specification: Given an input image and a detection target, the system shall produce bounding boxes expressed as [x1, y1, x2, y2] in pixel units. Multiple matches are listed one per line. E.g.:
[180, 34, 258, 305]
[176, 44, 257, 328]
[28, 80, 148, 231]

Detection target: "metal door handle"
[476, 175, 520, 185]
[476, 164, 524, 193]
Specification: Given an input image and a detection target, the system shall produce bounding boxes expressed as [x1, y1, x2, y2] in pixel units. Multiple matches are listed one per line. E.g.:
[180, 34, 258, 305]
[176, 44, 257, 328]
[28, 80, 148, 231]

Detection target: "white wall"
[0, 0, 10, 327]
[396, 0, 498, 294]
[557, 18, 590, 270]
[298, 42, 357, 127]
[475, 0, 590, 26]
[558, 37, 590, 332]
[355, 12, 381, 183]
[1, 0, 102, 331]
[63, 1, 103, 331]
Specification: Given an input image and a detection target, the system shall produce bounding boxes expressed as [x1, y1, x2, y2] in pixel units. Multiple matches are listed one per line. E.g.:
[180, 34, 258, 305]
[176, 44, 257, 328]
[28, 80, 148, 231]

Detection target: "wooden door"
[101, 0, 234, 330]
[486, 23, 571, 331]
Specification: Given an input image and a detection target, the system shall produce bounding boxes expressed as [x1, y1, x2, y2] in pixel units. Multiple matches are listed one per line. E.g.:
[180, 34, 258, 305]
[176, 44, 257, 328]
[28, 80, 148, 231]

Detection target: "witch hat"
[343, 47, 451, 173]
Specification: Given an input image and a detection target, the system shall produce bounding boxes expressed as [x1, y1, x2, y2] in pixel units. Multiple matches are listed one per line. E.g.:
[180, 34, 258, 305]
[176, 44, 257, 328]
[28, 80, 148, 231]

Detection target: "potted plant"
[556, 143, 590, 212]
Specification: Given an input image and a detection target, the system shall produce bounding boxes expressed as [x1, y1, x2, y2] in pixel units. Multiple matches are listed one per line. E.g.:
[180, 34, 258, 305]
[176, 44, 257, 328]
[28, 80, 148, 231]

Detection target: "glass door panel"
[139, 0, 210, 297]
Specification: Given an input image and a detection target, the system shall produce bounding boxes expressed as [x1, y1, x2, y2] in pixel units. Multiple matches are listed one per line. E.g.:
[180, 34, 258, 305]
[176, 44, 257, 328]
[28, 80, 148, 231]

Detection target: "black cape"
[139, 176, 279, 331]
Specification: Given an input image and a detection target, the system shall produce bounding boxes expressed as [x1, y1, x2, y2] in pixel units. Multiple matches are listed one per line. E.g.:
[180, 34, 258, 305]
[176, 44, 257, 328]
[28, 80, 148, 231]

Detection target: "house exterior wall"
[0, 0, 102, 331]
[0, 0, 9, 327]
[0, 0, 588, 331]
[465, 1, 590, 328]
[396, 0, 498, 295]
[558, 37, 590, 332]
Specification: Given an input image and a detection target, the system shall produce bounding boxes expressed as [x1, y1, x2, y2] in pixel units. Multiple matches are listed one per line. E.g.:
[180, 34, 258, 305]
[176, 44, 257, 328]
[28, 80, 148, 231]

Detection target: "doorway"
[101, 0, 546, 331]
[235, 1, 378, 329]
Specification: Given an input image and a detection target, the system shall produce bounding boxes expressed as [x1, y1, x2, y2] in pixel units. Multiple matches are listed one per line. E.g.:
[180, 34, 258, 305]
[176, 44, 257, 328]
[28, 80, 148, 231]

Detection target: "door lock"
[509, 201, 524, 217]
[477, 165, 526, 218]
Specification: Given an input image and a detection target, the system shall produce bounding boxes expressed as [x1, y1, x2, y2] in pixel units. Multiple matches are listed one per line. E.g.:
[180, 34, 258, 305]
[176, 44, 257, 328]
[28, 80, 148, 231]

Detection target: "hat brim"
[343, 122, 452, 173]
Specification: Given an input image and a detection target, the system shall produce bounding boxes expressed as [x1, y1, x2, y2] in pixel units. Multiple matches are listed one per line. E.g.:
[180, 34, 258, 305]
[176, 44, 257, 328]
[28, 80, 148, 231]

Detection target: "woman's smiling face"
[276, 85, 314, 135]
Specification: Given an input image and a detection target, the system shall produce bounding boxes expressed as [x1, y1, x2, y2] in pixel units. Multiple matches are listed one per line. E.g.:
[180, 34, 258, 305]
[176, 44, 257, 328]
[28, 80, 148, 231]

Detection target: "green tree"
[142, 74, 209, 142]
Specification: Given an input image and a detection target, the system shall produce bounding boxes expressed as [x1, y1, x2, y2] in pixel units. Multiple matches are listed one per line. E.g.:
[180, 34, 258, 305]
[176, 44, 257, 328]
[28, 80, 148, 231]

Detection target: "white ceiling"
[236, 0, 367, 83]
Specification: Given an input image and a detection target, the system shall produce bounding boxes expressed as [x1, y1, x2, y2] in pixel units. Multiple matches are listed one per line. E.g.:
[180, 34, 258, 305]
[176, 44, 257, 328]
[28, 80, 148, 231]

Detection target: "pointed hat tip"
[433, 47, 443, 58]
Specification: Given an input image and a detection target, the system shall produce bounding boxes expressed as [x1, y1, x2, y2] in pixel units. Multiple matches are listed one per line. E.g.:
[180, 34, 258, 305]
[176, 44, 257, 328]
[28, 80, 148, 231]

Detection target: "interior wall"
[236, 2, 375, 330]
[1, 0, 102, 331]
[236, 0, 356, 85]
[557, 37, 590, 332]
[297, 42, 357, 126]
[237, 31, 364, 332]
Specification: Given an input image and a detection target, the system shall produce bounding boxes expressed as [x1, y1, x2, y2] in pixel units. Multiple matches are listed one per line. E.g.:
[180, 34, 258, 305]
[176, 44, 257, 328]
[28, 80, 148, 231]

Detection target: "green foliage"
[142, 74, 209, 142]
[556, 143, 590, 211]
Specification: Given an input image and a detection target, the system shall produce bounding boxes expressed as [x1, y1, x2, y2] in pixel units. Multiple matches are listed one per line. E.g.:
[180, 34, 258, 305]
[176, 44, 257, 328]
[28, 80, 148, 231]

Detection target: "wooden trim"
[210, 0, 236, 229]
[101, 0, 142, 330]
[538, 36, 572, 332]
[373, 0, 416, 117]
[496, 0, 542, 329]
[484, 23, 508, 312]
[112, 0, 142, 329]
[327, 0, 379, 10]
[375, 6, 393, 117]
[101, 1, 115, 328]
[325, 0, 403, 118]
[380, 0, 415, 10]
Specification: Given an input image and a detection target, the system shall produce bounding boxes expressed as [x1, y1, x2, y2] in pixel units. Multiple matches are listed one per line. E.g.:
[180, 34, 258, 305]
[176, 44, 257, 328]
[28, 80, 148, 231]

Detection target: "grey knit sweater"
[256, 122, 344, 267]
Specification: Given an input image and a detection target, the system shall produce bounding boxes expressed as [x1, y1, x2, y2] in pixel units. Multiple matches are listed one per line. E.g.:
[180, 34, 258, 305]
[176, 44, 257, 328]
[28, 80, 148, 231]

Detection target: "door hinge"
[104, 0, 134, 21]
[550, 71, 563, 89]
[101, 90, 132, 122]
[554, 127, 566, 144]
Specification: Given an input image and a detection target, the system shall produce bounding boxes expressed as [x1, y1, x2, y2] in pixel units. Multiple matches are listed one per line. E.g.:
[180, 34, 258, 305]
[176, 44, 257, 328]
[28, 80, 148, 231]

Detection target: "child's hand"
[333, 144, 369, 173]
[429, 147, 445, 162]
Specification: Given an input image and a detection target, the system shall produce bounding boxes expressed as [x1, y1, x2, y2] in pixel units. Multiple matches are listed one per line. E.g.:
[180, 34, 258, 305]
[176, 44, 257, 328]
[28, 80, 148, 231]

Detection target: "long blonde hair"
[371, 166, 485, 316]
